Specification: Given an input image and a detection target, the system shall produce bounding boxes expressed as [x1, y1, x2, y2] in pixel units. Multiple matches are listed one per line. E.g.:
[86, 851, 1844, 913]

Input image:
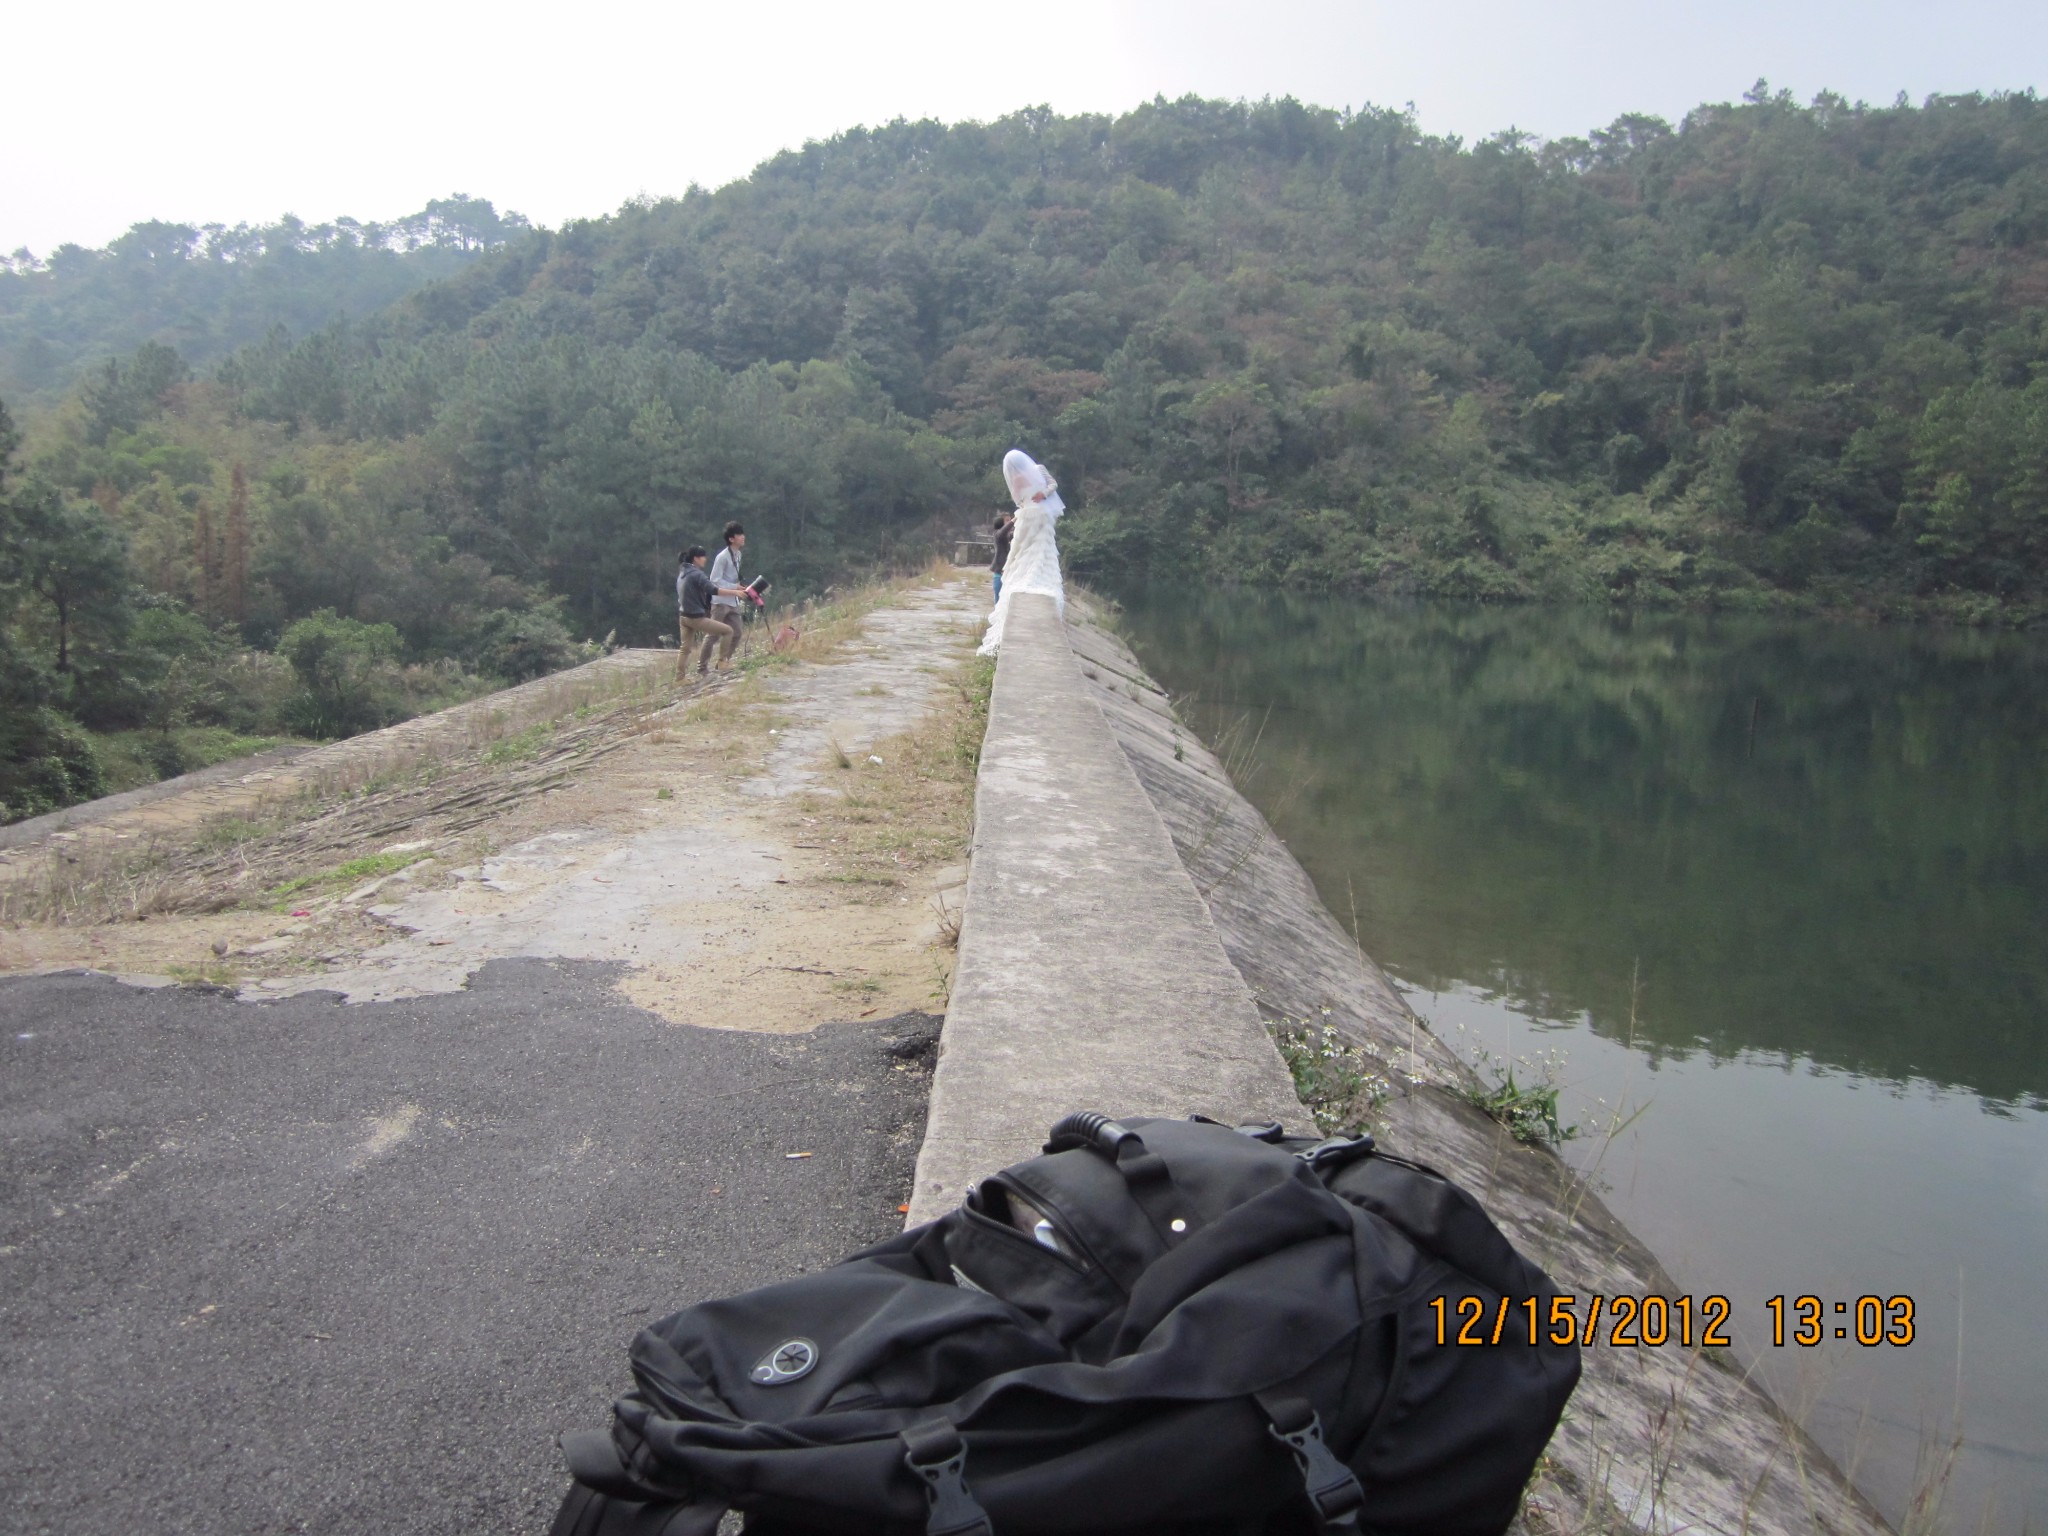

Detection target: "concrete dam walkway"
[919, 589, 1889, 1536]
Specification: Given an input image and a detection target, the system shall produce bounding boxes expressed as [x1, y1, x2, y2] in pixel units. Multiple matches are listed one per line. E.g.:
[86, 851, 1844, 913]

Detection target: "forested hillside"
[3, 88, 2045, 820]
[0, 195, 528, 397]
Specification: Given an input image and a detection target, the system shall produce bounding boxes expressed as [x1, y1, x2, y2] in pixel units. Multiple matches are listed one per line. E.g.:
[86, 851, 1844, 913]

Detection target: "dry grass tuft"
[793, 652, 993, 902]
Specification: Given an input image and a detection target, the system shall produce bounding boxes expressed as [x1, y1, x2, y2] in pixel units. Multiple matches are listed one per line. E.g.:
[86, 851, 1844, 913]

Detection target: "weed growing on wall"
[1451, 1033, 1581, 1146]
[1275, 1012, 1391, 1136]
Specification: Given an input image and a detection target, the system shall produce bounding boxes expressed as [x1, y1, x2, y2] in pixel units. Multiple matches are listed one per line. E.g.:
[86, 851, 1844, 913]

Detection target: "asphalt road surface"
[0, 962, 936, 1535]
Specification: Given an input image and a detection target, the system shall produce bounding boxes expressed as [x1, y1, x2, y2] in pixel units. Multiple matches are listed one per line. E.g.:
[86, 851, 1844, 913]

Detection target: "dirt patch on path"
[0, 573, 991, 1033]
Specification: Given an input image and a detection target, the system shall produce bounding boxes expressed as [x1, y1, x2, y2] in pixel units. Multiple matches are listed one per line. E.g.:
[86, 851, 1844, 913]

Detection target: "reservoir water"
[1116, 591, 2048, 1532]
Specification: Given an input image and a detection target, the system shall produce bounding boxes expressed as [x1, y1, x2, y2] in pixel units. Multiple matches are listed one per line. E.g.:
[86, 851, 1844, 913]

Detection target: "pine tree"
[224, 464, 249, 624]
[193, 503, 216, 618]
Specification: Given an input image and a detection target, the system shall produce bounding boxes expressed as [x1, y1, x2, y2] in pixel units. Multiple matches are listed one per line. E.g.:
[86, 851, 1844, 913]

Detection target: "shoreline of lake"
[1110, 585, 2048, 1532]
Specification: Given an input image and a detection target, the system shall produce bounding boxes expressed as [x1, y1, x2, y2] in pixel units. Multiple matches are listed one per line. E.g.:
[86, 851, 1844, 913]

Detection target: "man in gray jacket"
[706, 521, 748, 668]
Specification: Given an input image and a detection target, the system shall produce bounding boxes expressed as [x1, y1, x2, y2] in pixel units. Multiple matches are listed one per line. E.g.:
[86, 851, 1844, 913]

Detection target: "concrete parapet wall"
[907, 594, 1305, 1222]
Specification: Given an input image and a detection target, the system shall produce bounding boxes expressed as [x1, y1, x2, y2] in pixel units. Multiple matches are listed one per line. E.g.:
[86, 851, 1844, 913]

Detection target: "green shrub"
[0, 705, 106, 823]
[276, 609, 405, 738]
[140, 733, 188, 779]
[463, 601, 590, 682]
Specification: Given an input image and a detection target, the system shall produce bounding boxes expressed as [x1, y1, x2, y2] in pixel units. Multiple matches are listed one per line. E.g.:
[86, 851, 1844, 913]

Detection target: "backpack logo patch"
[750, 1338, 820, 1385]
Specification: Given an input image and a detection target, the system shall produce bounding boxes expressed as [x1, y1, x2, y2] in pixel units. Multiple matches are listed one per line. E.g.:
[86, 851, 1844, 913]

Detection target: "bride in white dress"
[979, 449, 1065, 655]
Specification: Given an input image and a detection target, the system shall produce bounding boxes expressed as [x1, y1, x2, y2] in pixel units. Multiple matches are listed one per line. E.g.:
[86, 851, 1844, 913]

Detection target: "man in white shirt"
[706, 521, 747, 670]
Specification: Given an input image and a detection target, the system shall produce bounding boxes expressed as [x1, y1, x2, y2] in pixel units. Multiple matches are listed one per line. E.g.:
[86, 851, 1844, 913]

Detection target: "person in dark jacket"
[990, 511, 1015, 599]
[676, 546, 749, 681]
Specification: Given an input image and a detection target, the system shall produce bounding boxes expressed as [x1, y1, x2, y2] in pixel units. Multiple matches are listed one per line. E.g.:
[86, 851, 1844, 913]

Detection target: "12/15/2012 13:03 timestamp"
[1428, 1294, 1917, 1348]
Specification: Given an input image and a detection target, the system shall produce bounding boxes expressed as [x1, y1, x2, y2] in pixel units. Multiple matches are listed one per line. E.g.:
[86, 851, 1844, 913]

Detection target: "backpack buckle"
[1266, 1405, 1365, 1533]
[901, 1422, 993, 1536]
[1297, 1134, 1375, 1171]
[1233, 1121, 1289, 1143]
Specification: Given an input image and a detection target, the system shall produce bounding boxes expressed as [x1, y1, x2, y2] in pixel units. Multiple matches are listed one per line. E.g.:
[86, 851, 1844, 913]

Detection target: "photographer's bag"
[552, 1113, 1580, 1536]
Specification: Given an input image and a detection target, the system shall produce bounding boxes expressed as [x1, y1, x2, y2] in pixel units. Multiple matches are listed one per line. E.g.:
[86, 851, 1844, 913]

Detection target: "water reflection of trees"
[1124, 593, 2048, 1109]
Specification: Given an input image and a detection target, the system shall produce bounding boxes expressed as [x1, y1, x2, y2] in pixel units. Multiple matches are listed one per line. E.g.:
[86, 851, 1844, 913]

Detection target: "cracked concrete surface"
[241, 823, 788, 1004]
[749, 595, 986, 799]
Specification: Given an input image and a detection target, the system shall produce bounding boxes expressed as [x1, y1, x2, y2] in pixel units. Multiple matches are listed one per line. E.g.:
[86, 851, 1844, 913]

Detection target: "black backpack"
[553, 1113, 1580, 1536]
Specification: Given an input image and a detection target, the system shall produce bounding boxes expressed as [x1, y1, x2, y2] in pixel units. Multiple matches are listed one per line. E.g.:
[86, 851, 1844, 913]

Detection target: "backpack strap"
[1108, 1134, 1182, 1245]
[901, 1420, 994, 1536]
[1255, 1393, 1365, 1535]
[1042, 1113, 1190, 1248]
[550, 1484, 725, 1536]
[555, 1431, 727, 1536]
[559, 1429, 655, 1500]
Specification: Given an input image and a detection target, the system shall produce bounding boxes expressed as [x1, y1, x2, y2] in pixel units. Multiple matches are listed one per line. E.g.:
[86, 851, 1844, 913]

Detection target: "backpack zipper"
[985, 1174, 1130, 1295]
[958, 1189, 1094, 1282]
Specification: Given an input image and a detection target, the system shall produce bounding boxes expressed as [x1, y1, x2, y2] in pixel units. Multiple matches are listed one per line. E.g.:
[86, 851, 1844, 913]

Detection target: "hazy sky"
[6, 0, 2042, 255]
